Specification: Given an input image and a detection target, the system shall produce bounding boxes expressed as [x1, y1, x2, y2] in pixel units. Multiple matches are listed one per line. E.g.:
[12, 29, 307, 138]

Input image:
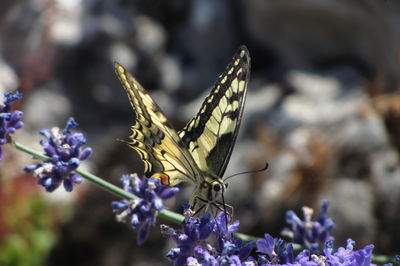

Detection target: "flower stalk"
[10, 141, 397, 264]
[13, 139, 184, 224]
[13, 139, 266, 243]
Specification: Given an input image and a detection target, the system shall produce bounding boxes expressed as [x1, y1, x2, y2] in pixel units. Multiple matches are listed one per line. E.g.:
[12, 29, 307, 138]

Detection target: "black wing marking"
[178, 46, 250, 178]
[115, 63, 201, 186]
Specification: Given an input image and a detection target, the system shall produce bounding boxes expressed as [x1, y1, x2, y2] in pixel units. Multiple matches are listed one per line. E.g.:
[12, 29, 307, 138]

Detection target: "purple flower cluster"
[111, 174, 179, 245]
[24, 117, 92, 192]
[0, 91, 23, 160]
[281, 200, 335, 253]
[161, 210, 253, 266]
[255, 234, 377, 265]
[323, 239, 374, 265]
[160, 203, 379, 266]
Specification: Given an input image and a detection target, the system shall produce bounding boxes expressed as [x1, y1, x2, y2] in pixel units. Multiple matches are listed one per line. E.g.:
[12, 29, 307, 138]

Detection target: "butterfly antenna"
[223, 162, 269, 182]
[116, 138, 129, 144]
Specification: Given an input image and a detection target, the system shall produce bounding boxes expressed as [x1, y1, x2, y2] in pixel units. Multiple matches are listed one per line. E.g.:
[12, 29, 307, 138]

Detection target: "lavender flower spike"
[163, 210, 254, 266]
[282, 200, 335, 252]
[0, 91, 23, 160]
[24, 117, 92, 192]
[324, 239, 375, 266]
[161, 200, 379, 265]
[112, 174, 179, 245]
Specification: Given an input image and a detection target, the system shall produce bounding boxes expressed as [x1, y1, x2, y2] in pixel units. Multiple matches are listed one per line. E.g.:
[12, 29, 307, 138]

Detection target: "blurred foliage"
[0, 175, 56, 266]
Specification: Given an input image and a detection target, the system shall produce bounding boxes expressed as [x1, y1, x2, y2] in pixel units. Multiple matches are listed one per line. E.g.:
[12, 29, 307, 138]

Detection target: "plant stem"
[11, 140, 397, 264]
[12, 140, 184, 224]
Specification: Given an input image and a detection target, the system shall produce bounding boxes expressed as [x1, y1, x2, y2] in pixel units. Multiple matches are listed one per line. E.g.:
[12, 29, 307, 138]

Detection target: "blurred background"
[1, 0, 400, 265]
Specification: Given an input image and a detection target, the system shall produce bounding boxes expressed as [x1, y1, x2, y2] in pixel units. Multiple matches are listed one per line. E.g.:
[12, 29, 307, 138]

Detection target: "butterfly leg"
[214, 201, 234, 220]
[191, 196, 209, 217]
[192, 203, 206, 217]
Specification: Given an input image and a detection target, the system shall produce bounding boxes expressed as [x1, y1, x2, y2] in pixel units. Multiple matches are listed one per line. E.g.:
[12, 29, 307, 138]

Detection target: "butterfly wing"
[115, 63, 201, 186]
[178, 46, 250, 178]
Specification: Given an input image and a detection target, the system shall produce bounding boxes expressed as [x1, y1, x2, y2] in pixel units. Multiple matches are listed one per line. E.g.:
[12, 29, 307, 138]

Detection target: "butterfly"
[115, 46, 250, 217]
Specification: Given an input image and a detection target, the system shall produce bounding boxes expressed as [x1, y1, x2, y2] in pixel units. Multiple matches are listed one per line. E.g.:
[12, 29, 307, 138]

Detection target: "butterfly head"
[189, 176, 232, 218]
[205, 177, 227, 199]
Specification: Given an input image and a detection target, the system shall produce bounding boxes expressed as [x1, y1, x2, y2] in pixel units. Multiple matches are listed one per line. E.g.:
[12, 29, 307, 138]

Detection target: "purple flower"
[324, 239, 375, 266]
[279, 240, 296, 264]
[257, 234, 320, 265]
[256, 234, 277, 260]
[162, 212, 215, 265]
[24, 117, 92, 192]
[217, 239, 254, 265]
[112, 174, 179, 245]
[162, 200, 381, 265]
[163, 210, 254, 266]
[256, 234, 296, 265]
[214, 212, 240, 241]
[282, 200, 334, 252]
[254, 201, 378, 265]
[0, 91, 23, 160]
[255, 235, 377, 266]
[188, 246, 218, 265]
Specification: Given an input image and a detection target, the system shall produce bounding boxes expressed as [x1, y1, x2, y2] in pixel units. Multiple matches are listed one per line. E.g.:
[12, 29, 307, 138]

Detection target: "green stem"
[233, 232, 258, 243]
[13, 141, 50, 161]
[11, 140, 397, 264]
[13, 140, 184, 225]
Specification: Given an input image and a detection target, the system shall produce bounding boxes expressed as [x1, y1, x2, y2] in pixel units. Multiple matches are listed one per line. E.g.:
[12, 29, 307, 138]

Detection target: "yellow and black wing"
[115, 63, 201, 186]
[178, 46, 250, 178]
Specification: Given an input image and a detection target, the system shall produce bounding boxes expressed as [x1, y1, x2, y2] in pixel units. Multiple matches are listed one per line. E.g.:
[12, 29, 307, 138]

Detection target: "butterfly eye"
[213, 183, 221, 192]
